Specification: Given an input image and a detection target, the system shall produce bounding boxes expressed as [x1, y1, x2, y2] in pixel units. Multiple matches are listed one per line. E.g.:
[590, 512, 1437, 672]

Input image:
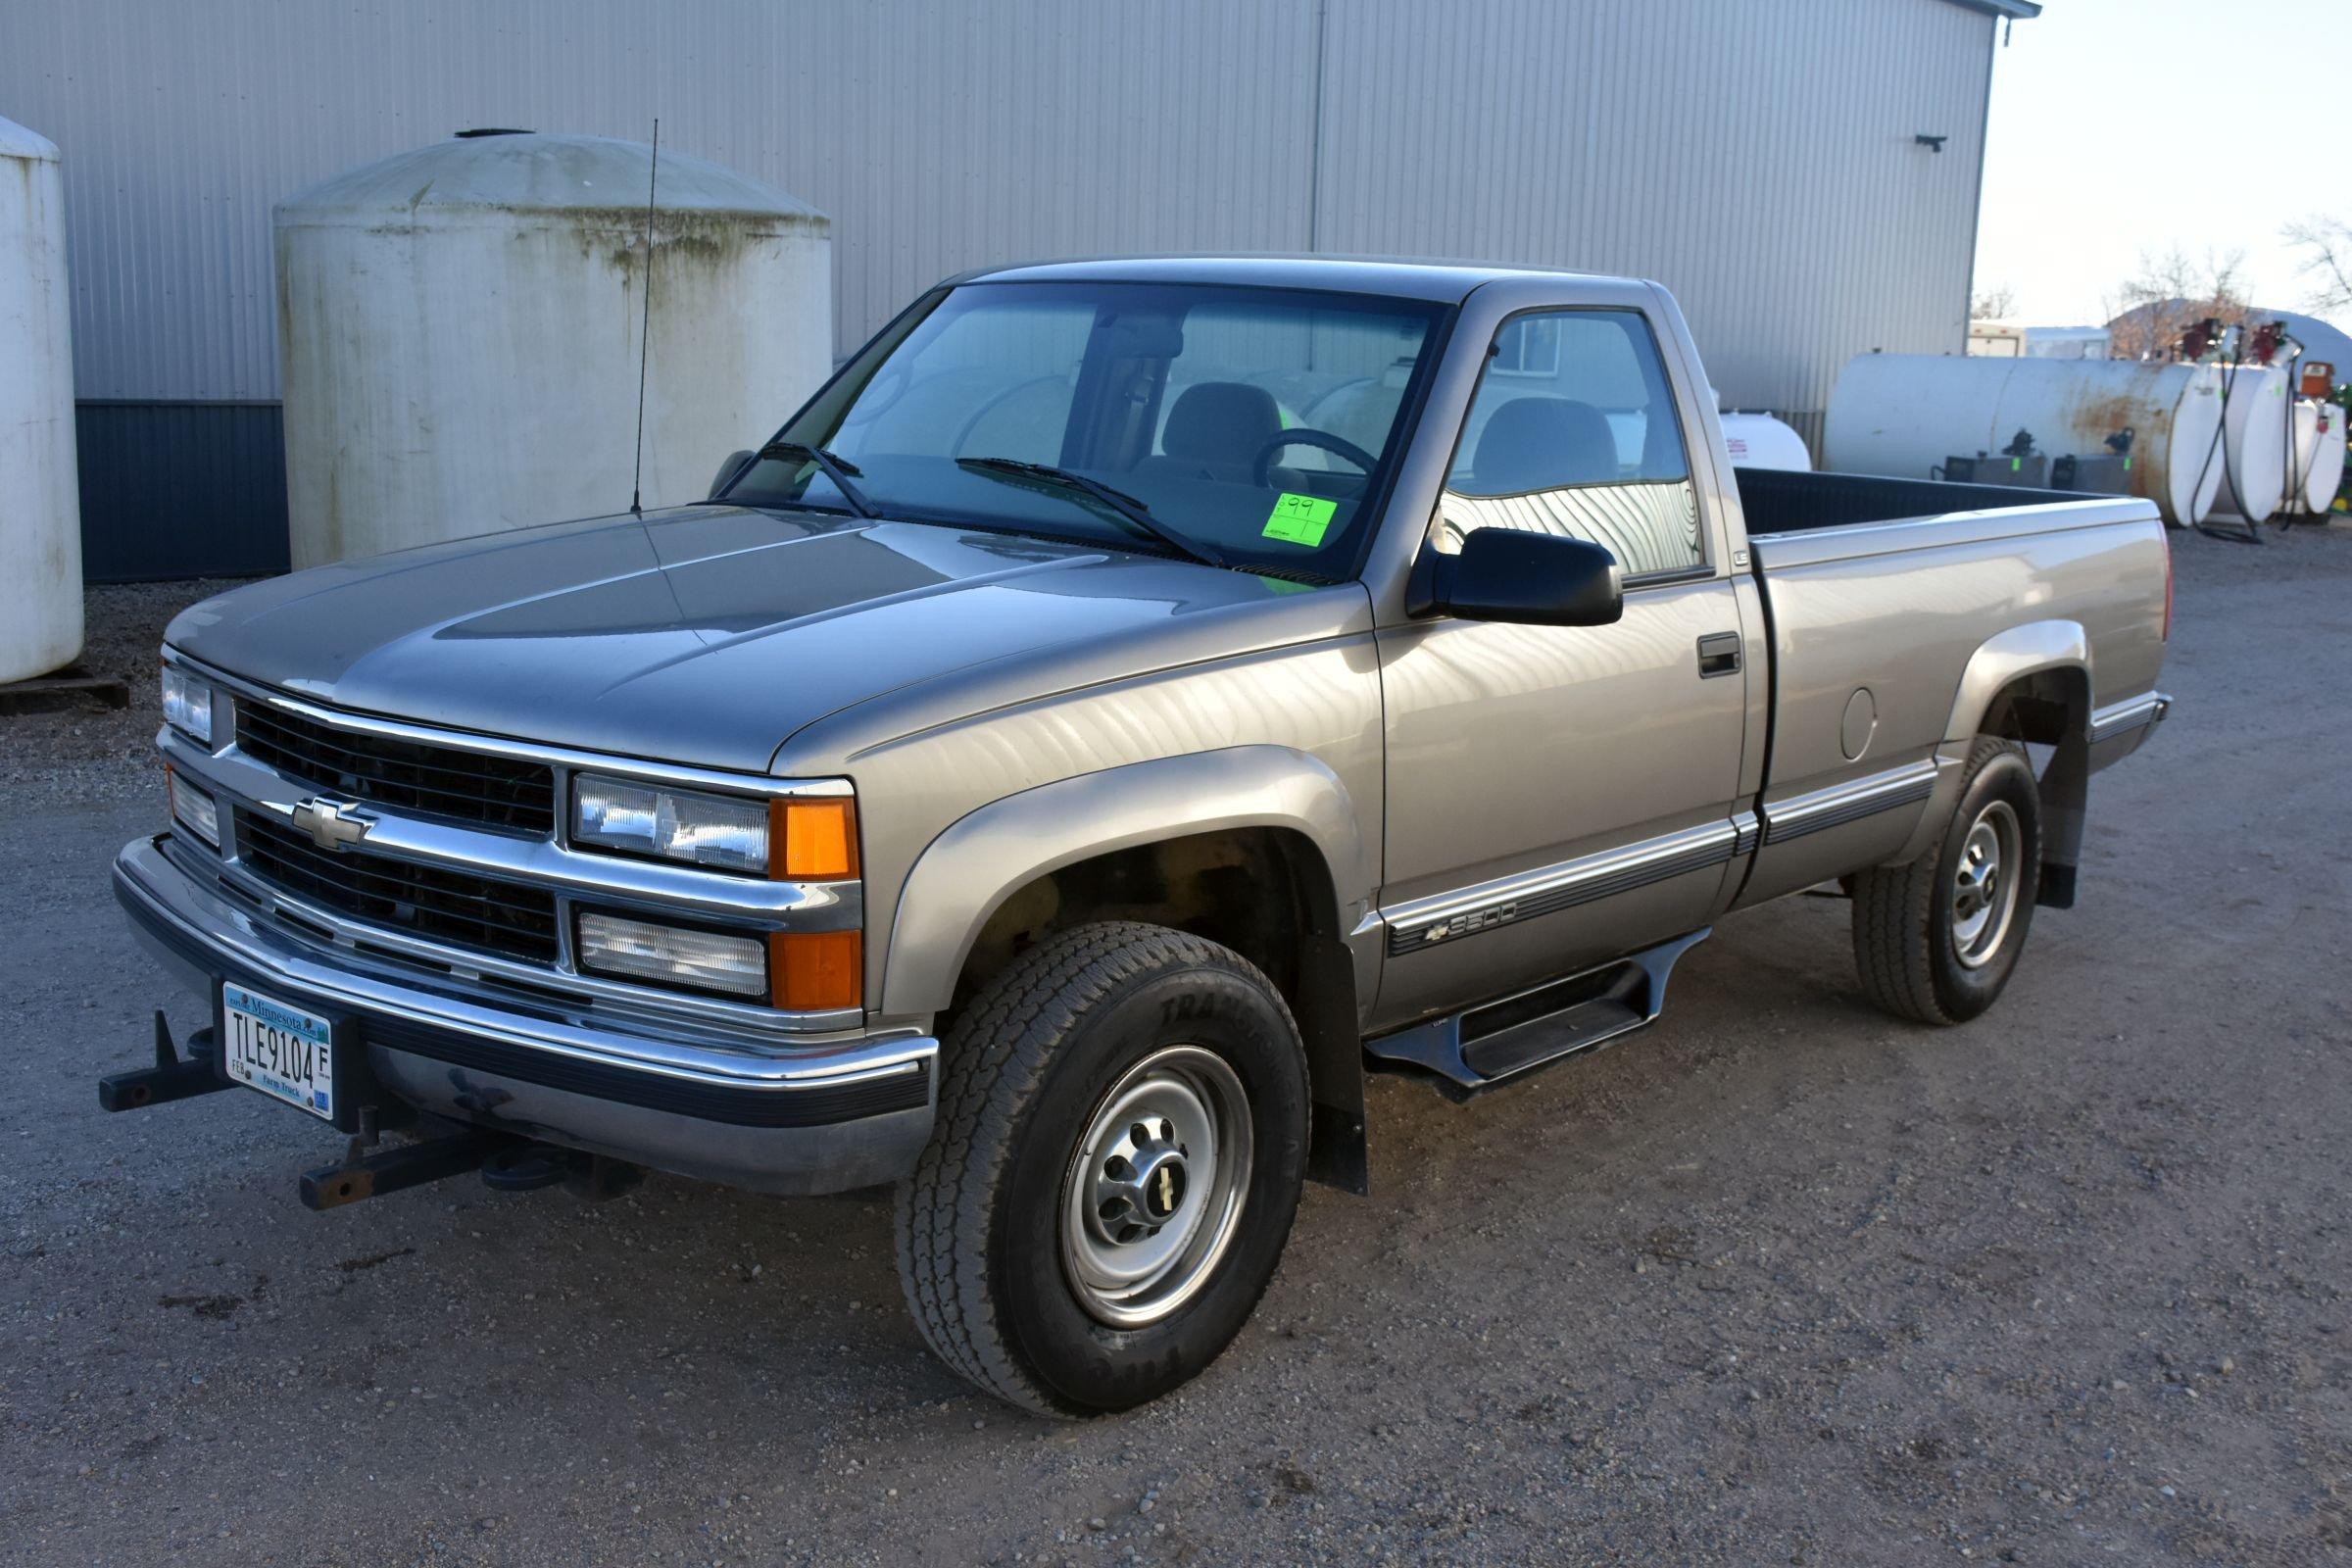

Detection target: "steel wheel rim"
[1950, 799, 2022, 969]
[1059, 1045, 1252, 1329]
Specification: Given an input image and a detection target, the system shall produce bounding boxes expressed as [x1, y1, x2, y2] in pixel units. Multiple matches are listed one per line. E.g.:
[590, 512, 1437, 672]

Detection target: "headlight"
[575, 910, 767, 998]
[161, 664, 214, 746]
[167, 766, 219, 847]
[572, 775, 769, 874]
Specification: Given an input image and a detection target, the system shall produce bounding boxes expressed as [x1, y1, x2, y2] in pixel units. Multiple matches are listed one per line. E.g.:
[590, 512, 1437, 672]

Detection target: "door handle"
[1696, 632, 1741, 679]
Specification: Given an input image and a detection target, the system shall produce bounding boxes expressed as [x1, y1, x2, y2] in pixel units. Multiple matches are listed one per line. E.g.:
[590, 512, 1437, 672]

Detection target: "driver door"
[1372, 308, 1751, 1029]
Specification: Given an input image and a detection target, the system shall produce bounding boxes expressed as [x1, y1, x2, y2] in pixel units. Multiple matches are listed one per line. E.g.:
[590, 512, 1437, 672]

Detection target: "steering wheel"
[1250, 428, 1379, 487]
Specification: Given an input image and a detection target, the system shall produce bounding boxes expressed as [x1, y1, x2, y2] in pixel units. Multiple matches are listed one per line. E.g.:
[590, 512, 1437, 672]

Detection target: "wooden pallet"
[0, 665, 132, 717]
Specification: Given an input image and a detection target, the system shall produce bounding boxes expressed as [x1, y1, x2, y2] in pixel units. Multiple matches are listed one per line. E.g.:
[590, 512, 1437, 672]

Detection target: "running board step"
[1363, 928, 1708, 1101]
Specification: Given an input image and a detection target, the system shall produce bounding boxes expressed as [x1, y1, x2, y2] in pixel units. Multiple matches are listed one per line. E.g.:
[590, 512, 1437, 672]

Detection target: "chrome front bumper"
[113, 836, 937, 1196]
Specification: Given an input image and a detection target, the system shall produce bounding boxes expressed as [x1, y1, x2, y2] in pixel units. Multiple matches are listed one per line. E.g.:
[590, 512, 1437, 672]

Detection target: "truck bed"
[1727, 467, 2170, 913]
[1732, 466, 2093, 535]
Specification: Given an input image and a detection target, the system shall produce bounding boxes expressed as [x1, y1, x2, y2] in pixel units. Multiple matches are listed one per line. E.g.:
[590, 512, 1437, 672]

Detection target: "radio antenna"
[629, 119, 660, 515]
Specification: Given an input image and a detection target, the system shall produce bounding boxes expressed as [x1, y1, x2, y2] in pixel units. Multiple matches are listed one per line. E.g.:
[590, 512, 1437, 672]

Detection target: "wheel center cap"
[1135, 1151, 1188, 1222]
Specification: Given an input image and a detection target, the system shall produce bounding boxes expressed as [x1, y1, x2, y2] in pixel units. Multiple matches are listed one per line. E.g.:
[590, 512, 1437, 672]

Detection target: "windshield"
[722, 280, 1447, 578]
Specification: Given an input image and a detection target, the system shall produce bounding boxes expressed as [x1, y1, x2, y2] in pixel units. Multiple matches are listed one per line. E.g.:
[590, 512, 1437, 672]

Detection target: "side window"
[1437, 309, 1704, 578]
[1490, 315, 1562, 377]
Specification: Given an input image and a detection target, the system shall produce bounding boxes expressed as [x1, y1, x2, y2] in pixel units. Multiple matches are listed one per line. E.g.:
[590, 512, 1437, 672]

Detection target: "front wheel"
[894, 922, 1309, 1416]
[1850, 734, 2042, 1024]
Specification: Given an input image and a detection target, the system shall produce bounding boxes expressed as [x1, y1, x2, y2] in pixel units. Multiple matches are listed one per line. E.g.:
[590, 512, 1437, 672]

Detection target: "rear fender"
[1893, 620, 2092, 897]
[1939, 619, 2090, 749]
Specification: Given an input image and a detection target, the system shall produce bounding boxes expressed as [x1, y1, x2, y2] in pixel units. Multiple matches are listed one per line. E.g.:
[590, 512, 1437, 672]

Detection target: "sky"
[1973, 0, 2350, 326]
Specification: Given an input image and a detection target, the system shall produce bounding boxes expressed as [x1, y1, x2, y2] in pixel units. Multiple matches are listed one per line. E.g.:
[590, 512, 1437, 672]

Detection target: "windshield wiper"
[956, 457, 1229, 568]
[758, 441, 877, 518]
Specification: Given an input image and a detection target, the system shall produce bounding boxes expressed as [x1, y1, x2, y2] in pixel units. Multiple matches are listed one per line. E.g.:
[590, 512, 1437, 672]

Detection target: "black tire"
[894, 921, 1310, 1417]
[1850, 734, 2041, 1025]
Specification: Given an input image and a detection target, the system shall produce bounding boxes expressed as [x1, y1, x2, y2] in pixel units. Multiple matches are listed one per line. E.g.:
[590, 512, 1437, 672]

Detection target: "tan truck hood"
[166, 506, 1352, 775]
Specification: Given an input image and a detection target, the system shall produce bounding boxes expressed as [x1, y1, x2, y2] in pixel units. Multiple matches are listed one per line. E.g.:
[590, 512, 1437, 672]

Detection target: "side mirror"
[708, 449, 757, 501]
[1414, 528, 1624, 626]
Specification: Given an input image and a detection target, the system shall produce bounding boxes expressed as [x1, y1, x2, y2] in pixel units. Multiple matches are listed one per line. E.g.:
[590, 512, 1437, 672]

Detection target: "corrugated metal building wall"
[0, 0, 2012, 578]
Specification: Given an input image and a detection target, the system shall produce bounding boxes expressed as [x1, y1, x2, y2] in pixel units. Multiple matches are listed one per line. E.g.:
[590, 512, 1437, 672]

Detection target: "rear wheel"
[1850, 734, 2041, 1024]
[894, 921, 1309, 1416]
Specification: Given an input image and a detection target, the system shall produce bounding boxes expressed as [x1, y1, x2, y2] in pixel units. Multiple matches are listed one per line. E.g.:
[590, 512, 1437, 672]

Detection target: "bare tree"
[1970, 283, 2017, 321]
[2104, 247, 2249, 360]
[2283, 216, 2352, 314]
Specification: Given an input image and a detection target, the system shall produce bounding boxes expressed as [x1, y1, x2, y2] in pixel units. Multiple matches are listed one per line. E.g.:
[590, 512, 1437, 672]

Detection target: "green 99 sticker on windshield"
[1262, 492, 1337, 546]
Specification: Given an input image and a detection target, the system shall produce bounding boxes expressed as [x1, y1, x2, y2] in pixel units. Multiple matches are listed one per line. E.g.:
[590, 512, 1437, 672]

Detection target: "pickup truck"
[110, 258, 2173, 1417]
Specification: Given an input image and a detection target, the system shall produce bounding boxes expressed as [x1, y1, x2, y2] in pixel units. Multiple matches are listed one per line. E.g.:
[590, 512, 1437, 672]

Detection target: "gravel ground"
[2, 530, 2348, 1565]
[0, 579, 257, 808]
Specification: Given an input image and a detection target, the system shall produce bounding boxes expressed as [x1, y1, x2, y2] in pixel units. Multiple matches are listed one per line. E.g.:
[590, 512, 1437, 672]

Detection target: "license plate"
[221, 982, 337, 1122]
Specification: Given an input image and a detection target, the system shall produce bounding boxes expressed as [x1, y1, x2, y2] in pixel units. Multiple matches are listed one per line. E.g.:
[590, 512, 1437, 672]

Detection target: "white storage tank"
[1719, 412, 1811, 471]
[2286, 398, 2346, 514]
[276, 130, 831, 568]
[2202, 367, 2290, 525]
[0, 116, 84, 683]
[2310, 402, 2346, 514]
[1823, 355, 2229, 527]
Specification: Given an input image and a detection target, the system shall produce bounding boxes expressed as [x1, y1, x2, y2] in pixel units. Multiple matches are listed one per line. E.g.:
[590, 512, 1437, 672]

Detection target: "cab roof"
[958, 254, 1635, 305]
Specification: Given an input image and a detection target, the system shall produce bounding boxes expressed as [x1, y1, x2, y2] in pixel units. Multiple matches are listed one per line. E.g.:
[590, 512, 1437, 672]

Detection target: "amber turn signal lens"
[769, 929, 862, 1011]
[771, 798, 859, 880]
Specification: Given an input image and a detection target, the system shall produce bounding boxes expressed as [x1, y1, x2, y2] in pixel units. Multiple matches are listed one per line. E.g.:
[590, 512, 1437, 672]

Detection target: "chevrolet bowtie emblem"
[287, 797, 371, 852]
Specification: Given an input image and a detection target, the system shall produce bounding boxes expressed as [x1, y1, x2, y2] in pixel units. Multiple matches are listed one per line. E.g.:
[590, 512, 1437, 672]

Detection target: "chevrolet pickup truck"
[109, 258, 2173, 1416]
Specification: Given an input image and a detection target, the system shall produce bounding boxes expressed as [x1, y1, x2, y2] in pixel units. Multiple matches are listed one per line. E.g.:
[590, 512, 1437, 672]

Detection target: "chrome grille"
[234, 808, 560, 963]
[235, 702, 556, 834]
